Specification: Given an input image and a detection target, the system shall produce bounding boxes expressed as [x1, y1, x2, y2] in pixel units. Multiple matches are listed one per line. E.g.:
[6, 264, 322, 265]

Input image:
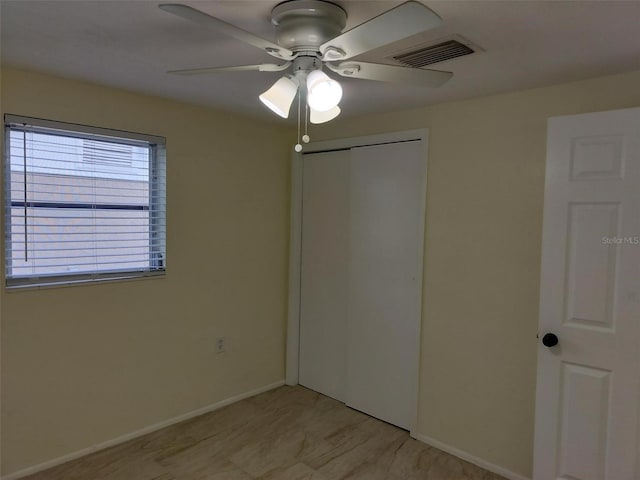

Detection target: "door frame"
[285, 128, 429, 433]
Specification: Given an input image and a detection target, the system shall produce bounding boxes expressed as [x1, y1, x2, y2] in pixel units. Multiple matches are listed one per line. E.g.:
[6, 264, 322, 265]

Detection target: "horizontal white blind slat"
[11, 243, 162, 249]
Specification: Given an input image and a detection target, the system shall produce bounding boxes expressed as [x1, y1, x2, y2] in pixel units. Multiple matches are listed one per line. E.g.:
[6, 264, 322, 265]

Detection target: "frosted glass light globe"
[306, 70, 342, 113]
[259, 76, 298, 118]
[310, 105, 341, 124]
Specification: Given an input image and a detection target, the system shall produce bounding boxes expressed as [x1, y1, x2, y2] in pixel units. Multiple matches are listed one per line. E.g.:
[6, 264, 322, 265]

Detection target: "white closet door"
[345, 141, 425, 430]
[299, 150, 350, 402]
[299, 140, 425, 429]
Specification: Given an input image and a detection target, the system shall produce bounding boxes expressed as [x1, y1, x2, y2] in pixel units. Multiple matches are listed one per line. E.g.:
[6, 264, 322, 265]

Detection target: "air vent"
[393, 40, 474, 68]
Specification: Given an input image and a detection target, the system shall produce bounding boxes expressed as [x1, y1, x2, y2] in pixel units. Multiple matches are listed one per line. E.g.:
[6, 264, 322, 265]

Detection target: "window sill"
[5, 270, 166, 292]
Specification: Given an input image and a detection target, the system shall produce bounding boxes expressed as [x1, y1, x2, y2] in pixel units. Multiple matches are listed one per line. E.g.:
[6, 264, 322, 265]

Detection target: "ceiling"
[1, 0, 639, 122]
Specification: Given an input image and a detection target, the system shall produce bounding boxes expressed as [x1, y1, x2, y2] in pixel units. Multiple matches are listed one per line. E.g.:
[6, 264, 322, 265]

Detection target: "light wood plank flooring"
[24, 385, 507, 480]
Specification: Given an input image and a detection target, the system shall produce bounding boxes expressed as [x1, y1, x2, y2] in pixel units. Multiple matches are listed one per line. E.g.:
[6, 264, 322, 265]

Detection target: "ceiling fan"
[160, 0, 451, 131]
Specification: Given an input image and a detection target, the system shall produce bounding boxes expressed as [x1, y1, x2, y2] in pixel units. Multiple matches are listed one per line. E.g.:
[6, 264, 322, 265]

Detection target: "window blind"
[4, 115, 166, 288]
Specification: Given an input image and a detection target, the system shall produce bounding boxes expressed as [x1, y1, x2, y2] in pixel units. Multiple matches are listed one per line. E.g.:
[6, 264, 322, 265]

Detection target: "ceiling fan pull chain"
[303, 101, 310, 144]
[294, 93, 303, 152]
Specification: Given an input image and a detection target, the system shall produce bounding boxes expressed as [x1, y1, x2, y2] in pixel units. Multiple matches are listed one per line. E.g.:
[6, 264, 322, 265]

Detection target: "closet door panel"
[345, 141, 425, 430]
[298, 150, 350, 402]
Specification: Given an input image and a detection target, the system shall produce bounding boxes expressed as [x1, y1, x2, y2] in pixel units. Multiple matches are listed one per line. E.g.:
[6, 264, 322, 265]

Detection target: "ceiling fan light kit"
[310, 105, 341, 124]
[259, 75, 299, 118]
[306, 69, 343, 112]
[160, 0, 453, 149]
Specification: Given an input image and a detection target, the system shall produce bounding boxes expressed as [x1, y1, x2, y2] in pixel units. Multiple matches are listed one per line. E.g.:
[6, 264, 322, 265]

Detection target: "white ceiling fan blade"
[159, 4, 294, 60]
[320, 1, 442, 61]
[168, 63, 291, 76]
[328, 62, 452, 88]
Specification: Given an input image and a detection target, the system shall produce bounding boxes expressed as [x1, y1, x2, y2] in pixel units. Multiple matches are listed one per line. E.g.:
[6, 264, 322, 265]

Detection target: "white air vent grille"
[393, 40, 474, 68]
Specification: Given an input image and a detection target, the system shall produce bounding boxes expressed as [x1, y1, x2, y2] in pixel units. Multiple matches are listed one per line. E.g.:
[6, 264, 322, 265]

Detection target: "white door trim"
[285, 145, 305, 387]
[285, 129, 428, 434]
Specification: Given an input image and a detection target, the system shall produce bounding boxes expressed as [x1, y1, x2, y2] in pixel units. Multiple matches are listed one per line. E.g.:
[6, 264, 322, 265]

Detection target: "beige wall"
[3, 65, 640, 479]
[313, 69, 640, 477]
[0, 68, 291, 476]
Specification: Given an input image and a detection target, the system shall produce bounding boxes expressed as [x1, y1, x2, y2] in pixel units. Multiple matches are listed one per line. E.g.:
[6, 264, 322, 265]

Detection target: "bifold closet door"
[299, 149, 350, 402]
[299, 140, 425, 429]
[345, 142, 424, 430]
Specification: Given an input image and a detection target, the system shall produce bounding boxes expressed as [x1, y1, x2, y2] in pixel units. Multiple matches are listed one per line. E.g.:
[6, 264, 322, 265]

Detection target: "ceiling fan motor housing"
[271, 0, 347, 52]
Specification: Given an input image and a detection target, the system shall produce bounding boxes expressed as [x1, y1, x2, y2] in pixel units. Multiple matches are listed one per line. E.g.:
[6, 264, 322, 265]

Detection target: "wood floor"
[24, 385, 507, 480]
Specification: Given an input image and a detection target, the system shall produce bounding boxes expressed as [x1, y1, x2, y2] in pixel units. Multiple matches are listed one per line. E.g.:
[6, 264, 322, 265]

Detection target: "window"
[4, 115, 166, 288]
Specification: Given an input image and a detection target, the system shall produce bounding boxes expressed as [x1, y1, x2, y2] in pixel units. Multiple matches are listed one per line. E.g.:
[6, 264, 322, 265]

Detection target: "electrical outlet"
[215, 336, 226, 354]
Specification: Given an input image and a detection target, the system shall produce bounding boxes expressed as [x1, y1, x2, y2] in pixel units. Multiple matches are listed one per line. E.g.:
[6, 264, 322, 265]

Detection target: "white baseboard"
[411, 432, 531, 480]
[2, 380, 285, 480]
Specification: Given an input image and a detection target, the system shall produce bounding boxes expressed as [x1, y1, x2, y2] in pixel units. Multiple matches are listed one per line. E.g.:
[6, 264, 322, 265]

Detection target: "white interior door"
[345, 142, 424, 430]
[298, 139, 425, 430]
[534, 107, 640, 480]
